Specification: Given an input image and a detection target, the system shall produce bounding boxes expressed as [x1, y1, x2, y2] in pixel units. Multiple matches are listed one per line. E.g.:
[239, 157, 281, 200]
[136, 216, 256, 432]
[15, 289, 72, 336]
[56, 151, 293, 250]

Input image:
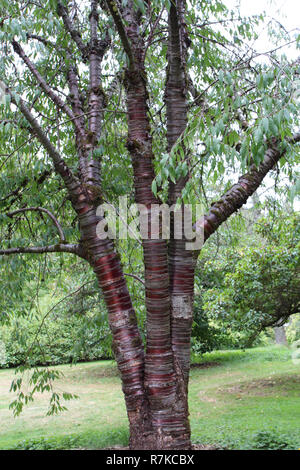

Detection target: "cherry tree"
[0, 0, 299, 449]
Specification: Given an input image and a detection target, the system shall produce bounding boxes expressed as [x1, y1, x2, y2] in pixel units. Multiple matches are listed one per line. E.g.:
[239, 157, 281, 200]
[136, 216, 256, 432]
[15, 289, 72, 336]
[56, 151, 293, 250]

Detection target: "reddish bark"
[164, 1, 195, 447]
[123, 8, 182, 449]
[165, 0, 194, 382]
[77, 205, 147, 442]
[199, 142, 289, 242]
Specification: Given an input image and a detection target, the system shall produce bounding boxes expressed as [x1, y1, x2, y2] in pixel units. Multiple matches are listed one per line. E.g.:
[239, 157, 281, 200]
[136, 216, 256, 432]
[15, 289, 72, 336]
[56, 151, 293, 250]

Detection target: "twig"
[7, 206, 66, 242]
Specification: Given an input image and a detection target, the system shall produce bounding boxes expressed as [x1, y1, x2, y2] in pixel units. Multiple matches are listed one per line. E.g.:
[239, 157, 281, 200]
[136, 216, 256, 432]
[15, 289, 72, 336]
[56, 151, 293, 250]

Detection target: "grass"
[189, 346, 300, 448]
[0, 345, 300, 449]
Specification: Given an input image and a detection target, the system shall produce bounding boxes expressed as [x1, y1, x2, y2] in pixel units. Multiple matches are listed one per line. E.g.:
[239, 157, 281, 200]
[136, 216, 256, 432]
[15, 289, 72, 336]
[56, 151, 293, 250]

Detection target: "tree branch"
[56, 1, 89, 61]
[0, 243, 84, 257]
[165, 0, 189, 204]
[105, 0, 135, 70]
[6, 207, 66, 243]
[123, 272, 145, 286]
[197, 133, 300, 242]
[65, 57, 89, 176]
[88, 0, 109, 148]
[26, 34, 61, 51]
[4, 85, 81, 198]
[11, 40, 85, 141]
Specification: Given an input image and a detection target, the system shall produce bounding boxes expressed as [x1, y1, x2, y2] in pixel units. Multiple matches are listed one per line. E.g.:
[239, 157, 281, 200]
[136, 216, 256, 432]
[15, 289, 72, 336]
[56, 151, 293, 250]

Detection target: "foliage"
[249, 429, 295, 450]
[192, 290, 240, 354]
[210, 429, 297, 450]
[0, 310, 113, 369]
[0, 271, 114, 415]
[286, 313, 300, 344]
[12, 435, 82, 450]
[200, 211, 300, 346]
[0, 260, 114, 369]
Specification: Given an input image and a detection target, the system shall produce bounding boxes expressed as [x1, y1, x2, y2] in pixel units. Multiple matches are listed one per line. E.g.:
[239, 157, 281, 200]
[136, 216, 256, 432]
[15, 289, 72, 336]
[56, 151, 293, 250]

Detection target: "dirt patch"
[220, 374, 300, 397]
[192, 444, 217, 450]
[67, 366, 119, 380]
[191, 362, 221, 369]
[198, 390, 218, 403]
[88, 367, 119, 378]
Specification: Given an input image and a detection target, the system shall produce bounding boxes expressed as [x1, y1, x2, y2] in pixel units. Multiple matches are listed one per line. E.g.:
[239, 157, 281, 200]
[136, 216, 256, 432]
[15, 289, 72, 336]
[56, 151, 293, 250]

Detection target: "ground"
[0, 346, 299, 450]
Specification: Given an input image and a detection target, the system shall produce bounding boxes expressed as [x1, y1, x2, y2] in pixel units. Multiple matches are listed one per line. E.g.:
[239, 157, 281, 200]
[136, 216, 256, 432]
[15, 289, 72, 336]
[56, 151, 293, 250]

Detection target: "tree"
[0, 0, 299, 449]
[203, 212, 300, 347]
[198, 205, 300, 348]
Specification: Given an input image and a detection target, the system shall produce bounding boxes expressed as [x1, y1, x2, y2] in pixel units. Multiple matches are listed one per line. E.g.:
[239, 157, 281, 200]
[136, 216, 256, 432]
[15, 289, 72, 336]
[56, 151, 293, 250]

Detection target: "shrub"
[0, 313, 113, 368]
[12, 435, 81, 450]
[250, 430, 295, 450]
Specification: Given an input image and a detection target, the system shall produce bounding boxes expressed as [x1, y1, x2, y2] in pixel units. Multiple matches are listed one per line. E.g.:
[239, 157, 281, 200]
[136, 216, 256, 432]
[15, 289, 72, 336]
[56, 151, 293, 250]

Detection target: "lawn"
[0, 345, 299, 450]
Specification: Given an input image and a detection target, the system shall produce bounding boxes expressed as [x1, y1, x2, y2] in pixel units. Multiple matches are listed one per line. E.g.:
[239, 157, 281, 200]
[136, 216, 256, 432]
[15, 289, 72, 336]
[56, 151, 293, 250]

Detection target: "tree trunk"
[128, 376, 190, 450]
[274, 325, 288, 345]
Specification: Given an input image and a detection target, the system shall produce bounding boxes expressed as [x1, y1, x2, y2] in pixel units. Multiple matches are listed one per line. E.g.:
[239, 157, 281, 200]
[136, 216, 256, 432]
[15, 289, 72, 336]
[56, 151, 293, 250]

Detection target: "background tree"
[0, 0, 299, 449]
[202, 209, 300, 347]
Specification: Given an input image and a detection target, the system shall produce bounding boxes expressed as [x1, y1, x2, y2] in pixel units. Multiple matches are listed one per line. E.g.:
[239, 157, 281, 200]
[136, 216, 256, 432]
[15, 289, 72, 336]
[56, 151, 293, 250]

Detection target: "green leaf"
[262, 118, 269, 134]
[151, 179, 157, 196]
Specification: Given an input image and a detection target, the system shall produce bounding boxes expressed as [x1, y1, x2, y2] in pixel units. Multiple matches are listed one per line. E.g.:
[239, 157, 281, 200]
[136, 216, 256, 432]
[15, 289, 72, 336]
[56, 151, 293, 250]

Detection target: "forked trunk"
[75, 196, 192, 450]
[79, 0, 195, 450]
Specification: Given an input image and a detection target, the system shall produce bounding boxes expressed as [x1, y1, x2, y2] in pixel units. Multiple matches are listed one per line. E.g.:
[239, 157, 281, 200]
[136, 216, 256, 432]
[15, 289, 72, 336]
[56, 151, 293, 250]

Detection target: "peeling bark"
[76, 199, 147, 442]
[164, 0, 193, 448]
[119, 1, 192, 449]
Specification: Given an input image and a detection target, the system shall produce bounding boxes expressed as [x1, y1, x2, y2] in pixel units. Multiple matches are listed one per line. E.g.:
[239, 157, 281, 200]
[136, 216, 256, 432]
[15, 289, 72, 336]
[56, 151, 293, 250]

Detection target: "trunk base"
[129, 431, 192, 450]
[128, 408, 191, 450]
[127, 368, 191, 450]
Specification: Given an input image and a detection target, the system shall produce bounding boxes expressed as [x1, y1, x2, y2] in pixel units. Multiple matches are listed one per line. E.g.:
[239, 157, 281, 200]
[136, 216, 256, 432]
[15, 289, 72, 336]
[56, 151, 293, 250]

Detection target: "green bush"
[191, 295, 242, 355]
[12, 435, 82, 450]
[250, 430, 295, 450]
[0, 313, 113, 368]
[286, 314, 300, 345]
[204, 428, 298, 450]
